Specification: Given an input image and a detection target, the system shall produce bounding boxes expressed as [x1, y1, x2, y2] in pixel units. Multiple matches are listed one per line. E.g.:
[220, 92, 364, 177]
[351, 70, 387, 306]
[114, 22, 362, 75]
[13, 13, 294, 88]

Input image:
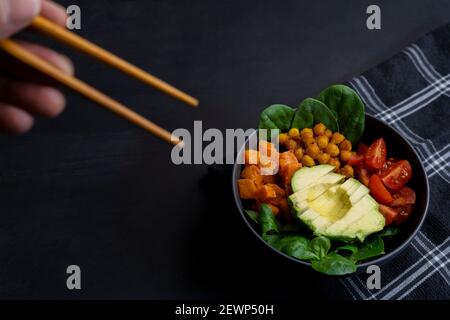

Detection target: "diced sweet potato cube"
[241, 165, 260, 179]
[255, 185, 277, 201]
[258, 141, 278, 157]
[244, 149, 259, 165]
[241, 165, 263, 187]
[262, 175, 277, 184]
[279, 151, 298, 176]
[238, 179, 258, 199]
[265, 183, 286, 197]
[282, 162, 302, 188]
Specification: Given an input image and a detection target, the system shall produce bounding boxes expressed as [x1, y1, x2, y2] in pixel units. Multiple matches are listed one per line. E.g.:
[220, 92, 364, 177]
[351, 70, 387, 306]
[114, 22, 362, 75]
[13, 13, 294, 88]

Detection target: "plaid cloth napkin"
[339, 23, 450, 300]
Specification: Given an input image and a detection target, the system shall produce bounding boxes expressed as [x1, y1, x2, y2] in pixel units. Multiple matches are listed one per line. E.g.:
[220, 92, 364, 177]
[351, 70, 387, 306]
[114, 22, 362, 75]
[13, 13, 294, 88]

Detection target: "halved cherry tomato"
[365, 138, 387, 169]
[378, 157, 398, 176]
[391, 187, 416, 206]
[369, 175, 394, 205]
[357, 143, 369, 155]
[347, 154, 364, 166]
[378, 204, 398, 226]
[393, 204, 413, 225]
[355, 165, 370, 186]
[379, 159, 412, 190]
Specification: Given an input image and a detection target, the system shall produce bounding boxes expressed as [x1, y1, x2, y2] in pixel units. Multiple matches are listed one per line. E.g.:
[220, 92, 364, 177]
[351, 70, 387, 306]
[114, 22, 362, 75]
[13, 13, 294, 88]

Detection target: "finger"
[0, 78, 65, 117]
[16, 41, 74, 76]
[0, 40, 74, 86]
[0, 102, 34, 133]
[0, 0, 41, 39]
[40, 0, 67, 27]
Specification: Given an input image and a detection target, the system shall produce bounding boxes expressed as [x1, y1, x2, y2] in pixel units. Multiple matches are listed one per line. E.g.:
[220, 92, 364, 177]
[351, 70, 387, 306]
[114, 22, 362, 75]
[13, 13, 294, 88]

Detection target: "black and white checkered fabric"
[340, 23, 450, 300]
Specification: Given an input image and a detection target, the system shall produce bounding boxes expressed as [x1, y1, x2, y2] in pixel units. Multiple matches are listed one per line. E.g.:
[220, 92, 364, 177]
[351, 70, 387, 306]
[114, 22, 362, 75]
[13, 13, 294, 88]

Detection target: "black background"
[0, 0, 449, 299]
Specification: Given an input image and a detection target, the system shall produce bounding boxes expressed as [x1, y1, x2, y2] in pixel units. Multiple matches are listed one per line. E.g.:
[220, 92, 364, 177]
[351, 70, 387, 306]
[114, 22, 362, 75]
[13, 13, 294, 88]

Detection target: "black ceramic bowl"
[232, 115, 429, 272]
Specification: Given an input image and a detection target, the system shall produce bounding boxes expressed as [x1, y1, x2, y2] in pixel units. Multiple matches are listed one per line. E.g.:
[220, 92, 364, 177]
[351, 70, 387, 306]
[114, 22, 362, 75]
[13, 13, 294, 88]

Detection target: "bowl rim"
[231, 114, 430, 271]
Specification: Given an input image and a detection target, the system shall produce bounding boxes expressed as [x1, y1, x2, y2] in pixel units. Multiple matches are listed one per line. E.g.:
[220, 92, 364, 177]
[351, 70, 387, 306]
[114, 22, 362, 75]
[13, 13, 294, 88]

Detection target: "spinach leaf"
[244, 209, 259, 225]
[310, 236, 331, 259]
[258, 104, 296, 138]
[312, 253, 357, 275]
[376, 226, 401, 238]
[351, 236, 385, 262]
[275, 236, 318, 260]
[291, 98, 339, 132]
[259, 204, 279, 238]
[317, 85, 365, 143]
[335, 244, 359, 255]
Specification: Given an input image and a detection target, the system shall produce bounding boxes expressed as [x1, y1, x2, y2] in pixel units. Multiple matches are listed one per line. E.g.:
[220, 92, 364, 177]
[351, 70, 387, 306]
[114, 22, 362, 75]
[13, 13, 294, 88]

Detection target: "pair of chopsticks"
[0, 16, 198, 145]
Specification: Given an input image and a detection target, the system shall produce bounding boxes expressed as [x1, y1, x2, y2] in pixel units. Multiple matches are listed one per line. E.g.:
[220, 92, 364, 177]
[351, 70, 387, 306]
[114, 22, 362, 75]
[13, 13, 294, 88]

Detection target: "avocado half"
[288, 165, 385, 242]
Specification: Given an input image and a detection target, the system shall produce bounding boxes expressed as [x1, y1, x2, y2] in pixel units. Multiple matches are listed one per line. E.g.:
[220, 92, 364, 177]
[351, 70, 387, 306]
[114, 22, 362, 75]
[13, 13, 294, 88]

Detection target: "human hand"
[0, 0, 73, 133]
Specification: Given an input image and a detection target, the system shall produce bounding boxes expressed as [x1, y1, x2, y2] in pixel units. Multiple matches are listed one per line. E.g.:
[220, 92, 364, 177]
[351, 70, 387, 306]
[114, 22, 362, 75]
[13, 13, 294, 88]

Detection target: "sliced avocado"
[343, 210, 385, 242]
[324, 195, 378, 237]
[349, 183, 370, 204]
[291, 170, 386, 242]
[340, 178, 358, 192]
[291, 165, 335, 192]
[289, 170, 345, 214]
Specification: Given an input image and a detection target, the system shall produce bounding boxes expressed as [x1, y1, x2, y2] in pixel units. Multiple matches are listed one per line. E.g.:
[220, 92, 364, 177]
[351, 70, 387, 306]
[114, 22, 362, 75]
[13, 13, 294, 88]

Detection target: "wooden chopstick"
[0, 39, 183, 146]
[31, 15, 199, 108]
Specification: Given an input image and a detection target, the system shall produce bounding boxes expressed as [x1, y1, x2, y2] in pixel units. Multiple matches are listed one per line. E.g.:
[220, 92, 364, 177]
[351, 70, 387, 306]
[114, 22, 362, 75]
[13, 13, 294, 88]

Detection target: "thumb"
[0, 0, 41, 39]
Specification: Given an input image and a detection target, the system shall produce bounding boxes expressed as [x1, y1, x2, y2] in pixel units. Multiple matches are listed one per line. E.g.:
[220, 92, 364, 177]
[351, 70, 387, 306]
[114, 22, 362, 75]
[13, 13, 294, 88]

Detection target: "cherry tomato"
[379, 160, 412, 190]
[391, 187, 416, 206]
[378, 204, 398, 226]
[347, 154, 364, 166]
[393, 204, 414, 225]
[355, 165, 370, 186]
[357, 143, 369, 155]
[369, 175, 394, 205]
[378, 157, 399, 176]
[365, 138, 387, 169]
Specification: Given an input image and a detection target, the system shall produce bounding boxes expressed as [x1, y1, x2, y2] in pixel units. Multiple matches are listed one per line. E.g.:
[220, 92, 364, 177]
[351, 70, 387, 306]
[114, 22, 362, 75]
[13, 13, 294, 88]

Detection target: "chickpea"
[303, 136, 316, 146]
[294, 148, 304, 161]
[316, 135, 329, 149]
[317, 152, 331, 164]
[306, 143, 321, 159]
[328, 157, 341, 171]
[313, 123, 327, 136]
[279, 133, 289, 146]
[331, 132, 345, 144]
[325, 129, 333, 138]
[287, 139, 298, 151]
[340, 165, 354, 177]
[302, 155, 315, 167]
[325, 143, 340, 157]
[339, 139, 352, 151]
[340, 150, 352, 162]
[288, 128, 300, 139]
[301, 128, 314, 140]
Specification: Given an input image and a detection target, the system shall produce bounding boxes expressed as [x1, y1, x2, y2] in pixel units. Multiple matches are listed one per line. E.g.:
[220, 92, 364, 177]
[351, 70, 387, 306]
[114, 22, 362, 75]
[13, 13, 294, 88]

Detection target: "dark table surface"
[0, 0, 449, 299]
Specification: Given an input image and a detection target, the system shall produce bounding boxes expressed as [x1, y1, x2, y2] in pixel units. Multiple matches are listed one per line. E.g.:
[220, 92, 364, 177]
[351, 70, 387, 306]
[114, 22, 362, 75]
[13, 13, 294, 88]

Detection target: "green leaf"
[266, 235, 318, 260]
[244, 209, 259, 225]
[291, 98, 339, 132]
[312, 253, 357, 275]
[317, 85, 365, 143]
[351, 236, 385, 262]
[258, 104, 296, 139]
[335, 244, 359, 255]
[310, 236, 331, 259]
[259, 204, 278, 239]
[376, 226, 401, 238]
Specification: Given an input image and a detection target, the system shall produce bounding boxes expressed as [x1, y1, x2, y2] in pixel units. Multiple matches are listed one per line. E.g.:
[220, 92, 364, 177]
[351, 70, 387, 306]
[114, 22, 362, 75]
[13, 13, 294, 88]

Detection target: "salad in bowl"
[234, 85, 427, 275]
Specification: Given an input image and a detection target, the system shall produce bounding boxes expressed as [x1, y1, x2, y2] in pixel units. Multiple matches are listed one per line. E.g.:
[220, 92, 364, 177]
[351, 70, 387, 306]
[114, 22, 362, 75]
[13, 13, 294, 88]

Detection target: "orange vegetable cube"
[255, 185, 277, 201]
[244, 149, 259, 165]
[238, 179, 258, 199]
